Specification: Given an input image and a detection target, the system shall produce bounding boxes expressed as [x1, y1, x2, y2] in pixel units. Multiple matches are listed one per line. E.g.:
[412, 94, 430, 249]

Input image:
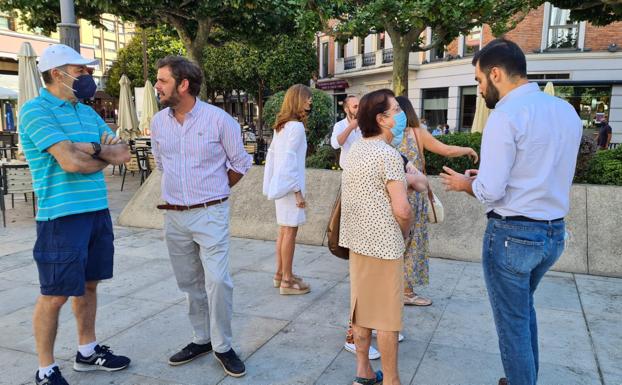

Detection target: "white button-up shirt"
[330, 117, 362, 169]
[472, 82, 582, 220]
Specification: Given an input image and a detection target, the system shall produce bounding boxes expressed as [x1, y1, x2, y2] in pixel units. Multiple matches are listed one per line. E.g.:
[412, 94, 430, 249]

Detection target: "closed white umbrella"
[117, 74, 140, 140]
[139, 80, 158, 136]
[17, 42, 42, 158]
[17, 42, 42, 111]
[544, 81, 555, 96]
[471, 93, 490, 134]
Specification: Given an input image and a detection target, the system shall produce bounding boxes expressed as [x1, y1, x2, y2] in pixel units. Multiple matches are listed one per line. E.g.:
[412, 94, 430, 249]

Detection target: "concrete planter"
[118, 167, 622, 277]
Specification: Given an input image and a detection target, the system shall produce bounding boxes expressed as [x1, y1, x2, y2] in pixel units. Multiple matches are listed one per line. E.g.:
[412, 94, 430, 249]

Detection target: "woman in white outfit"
[263, 84, 312, 295]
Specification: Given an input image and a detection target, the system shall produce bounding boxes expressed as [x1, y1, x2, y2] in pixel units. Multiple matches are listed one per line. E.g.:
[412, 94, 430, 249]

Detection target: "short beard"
[484, 73, 500, 109]
[160, 89, 181, 109]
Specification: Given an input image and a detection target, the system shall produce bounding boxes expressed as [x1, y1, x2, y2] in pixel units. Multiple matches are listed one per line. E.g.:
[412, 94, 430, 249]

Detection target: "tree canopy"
[315, 0, 538, 95]
[105, 26, 184, 97]
[1, 0, 308, 98]
[548, 0, 622, 25]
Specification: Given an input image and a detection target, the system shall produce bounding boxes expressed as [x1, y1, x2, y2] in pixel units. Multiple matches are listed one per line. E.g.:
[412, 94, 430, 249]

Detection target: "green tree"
[203, 33, 317, 138]
[263, 88, 334, 154]
[249, 33, 318, 138]
[105, 26, 184, 97]
[548, 0, 622, 25]
[0, 0, 305, 99]
[315, 0, 538, 96]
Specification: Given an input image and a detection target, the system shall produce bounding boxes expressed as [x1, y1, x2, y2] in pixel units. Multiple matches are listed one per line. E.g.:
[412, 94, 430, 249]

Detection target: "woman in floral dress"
[396, 96, 478, 306]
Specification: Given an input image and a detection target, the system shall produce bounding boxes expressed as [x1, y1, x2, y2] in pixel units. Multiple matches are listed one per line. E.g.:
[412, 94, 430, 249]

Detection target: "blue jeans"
[482, 218, 565, 385]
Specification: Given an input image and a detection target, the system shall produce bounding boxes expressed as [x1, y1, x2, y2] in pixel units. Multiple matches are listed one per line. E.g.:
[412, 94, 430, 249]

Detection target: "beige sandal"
[273, 273, 302, 288]
[279, 277, 310, 295]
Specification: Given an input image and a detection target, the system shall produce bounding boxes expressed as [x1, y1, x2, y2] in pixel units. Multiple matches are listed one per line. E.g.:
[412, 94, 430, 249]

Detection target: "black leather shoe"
[214, 348, 246, 377]
[168, 342, 212, 366]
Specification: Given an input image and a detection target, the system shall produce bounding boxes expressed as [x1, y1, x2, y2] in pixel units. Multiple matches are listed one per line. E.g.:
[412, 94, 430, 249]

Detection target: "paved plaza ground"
[0, 168, 621, 385]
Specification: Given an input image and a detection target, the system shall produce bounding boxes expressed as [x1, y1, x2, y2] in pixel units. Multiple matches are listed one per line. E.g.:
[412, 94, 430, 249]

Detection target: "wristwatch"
[90, 142, 102, 159]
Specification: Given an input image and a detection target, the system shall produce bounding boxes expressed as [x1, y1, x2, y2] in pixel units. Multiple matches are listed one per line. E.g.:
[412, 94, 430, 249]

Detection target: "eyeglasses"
[383, 105, 402, 115]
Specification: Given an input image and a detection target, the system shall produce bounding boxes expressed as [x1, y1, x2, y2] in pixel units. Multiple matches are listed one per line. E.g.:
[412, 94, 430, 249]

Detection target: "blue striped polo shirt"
[19, 88, 114, 221]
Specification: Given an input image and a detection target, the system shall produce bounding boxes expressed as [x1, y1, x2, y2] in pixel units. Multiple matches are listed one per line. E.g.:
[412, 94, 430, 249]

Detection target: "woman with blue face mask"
[395, 96, 478, 307]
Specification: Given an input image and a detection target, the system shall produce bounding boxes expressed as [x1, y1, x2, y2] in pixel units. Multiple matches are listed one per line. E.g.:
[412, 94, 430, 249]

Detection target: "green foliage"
[548, 0, 622, 26]
[306, 145, 339, 170]
[105, 27, 184, 97]
[314, 0, 537, 95]
[263, 88, 334, 152]
[424, 132, 482, 175]
[203, 33, 317, 99]
[584, 146, 622, 186]
[3, 0, 310, 100]
[1, 0, 306, 41]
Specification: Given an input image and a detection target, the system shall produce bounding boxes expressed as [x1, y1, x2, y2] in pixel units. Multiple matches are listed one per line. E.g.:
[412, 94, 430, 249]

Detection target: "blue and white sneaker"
[35, 367, 69, 385]
[73, 344, 130, 372]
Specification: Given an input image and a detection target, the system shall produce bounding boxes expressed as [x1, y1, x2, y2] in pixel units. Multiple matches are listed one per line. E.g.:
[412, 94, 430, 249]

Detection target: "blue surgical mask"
[61, 70, 97, 99]
[391, 111, 407, 147]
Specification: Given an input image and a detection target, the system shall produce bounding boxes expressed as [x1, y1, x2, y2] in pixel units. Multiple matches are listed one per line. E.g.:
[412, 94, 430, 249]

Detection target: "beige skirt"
[349, 250, 404, 332]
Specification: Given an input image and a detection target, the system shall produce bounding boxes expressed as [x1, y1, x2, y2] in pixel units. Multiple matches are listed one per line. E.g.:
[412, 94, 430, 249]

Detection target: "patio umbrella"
[117, 74, 140, 140]
[0, 86, 18, 99]
[544, 81, 555, 96]
[139, 80, 158, 136]
[17, 42, 42, 111]
[471, 93, 490, 134]
[17, 42, 42, 157]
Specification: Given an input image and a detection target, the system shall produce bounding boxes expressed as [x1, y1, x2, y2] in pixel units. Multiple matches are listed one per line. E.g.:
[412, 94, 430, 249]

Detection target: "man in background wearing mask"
[330, 95, 361, 169]
[19, 44, 132, 385]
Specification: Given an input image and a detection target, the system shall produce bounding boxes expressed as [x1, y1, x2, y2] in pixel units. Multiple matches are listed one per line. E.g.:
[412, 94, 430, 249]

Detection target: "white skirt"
[275, 192, 306, 227]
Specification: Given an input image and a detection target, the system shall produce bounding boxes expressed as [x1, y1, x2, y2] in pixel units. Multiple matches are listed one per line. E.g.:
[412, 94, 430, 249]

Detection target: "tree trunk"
[186, 44, 208, 100]
[385, 24, 421, 97]
[168, 16, 211, 101]
[391, 42, 409, 97]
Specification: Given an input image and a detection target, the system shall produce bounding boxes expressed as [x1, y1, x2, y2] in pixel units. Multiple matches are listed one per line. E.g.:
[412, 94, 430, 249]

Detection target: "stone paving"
[0, 168, 621, 385]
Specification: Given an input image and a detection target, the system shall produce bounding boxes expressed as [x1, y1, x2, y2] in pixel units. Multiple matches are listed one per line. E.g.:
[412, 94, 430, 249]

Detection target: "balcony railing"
[344, 56, 356, 70]
[363, 52, 376, 67]
[382, 48, 393, 63]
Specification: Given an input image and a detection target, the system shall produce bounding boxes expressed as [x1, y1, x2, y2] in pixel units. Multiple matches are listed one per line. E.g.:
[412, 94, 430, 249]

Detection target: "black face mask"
[61, 71, 97, 99]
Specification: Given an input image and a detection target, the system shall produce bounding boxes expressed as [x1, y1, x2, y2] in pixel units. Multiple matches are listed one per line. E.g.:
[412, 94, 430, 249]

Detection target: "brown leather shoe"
[498, 378, 508, 385]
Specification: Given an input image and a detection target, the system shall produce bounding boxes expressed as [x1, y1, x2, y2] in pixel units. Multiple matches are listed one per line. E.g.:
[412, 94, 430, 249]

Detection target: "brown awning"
[315, 79, 349, 90]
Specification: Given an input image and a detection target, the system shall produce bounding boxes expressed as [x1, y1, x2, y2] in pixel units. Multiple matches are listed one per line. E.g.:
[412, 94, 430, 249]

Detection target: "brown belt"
[157, 197, 228, 211]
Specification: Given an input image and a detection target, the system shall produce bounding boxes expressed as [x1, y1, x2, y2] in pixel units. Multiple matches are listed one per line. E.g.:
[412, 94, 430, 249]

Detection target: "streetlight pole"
[58, 0, 80, 52]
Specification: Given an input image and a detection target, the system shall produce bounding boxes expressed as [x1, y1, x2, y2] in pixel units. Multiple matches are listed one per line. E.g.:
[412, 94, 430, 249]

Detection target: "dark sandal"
[354, 370, 383, 385]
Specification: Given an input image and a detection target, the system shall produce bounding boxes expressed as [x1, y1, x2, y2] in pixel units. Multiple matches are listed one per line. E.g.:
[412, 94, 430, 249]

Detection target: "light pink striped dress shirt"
[150, 98, 252, 206]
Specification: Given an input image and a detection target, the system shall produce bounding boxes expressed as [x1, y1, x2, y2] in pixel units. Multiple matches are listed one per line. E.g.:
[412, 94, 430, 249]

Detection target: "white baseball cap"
[37, 44, 98, 72]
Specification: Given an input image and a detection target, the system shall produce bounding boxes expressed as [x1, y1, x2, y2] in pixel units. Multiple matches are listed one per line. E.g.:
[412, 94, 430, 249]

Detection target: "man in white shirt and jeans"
[331, 95, 361, 169]
[440, 39, 582, 385]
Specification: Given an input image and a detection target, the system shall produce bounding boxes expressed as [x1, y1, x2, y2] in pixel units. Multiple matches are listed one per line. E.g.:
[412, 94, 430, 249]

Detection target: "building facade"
[315, 3, 622, 142]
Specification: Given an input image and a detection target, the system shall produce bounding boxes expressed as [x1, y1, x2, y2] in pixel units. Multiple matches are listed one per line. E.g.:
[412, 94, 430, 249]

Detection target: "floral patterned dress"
[398, 128, 430, 289]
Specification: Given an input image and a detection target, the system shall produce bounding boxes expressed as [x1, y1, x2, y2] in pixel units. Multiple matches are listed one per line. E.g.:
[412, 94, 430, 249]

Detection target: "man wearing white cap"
[19, 44, 132, 385]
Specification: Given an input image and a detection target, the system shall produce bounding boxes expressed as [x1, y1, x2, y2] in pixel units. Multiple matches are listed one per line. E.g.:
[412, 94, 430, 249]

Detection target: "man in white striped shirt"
[151, 56, 252, 377]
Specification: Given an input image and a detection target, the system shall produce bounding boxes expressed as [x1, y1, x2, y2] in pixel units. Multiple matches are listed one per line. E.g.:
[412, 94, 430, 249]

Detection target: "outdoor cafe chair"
[1, 164, 36, 227]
